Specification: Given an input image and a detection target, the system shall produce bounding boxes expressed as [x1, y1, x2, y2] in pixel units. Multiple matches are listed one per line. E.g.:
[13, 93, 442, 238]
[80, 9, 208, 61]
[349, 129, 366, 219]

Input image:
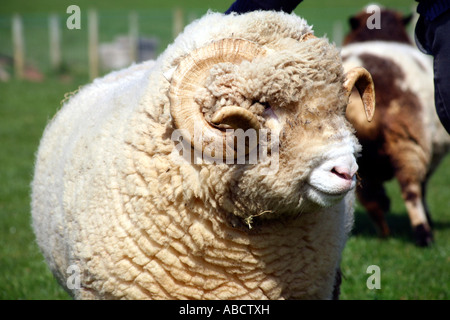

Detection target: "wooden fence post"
[12, 14, 25, 79]
[88, 9, 99, 80]
[49, 14, 62, 72]
[129, 11, 139, 63]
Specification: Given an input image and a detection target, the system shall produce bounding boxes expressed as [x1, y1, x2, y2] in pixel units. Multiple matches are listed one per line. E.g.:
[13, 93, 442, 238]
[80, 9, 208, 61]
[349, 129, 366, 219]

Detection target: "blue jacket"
[416, 0, 450, 21]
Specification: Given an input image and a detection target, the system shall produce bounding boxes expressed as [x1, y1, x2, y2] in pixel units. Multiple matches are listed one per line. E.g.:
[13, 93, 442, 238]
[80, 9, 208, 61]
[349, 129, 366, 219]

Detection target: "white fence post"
[129, 11, 139, 63]
[333, 20, 343, 47]
[49, 14, 62, 71]
[88, 9, 99, 80]
[173, 7, 184, 40]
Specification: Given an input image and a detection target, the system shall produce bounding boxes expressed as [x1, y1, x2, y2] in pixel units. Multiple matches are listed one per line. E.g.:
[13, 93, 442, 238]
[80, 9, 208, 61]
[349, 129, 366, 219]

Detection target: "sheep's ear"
[163, 67, 176, 82]
[349, 16, 360, 30]
[402, 14, 413, 26]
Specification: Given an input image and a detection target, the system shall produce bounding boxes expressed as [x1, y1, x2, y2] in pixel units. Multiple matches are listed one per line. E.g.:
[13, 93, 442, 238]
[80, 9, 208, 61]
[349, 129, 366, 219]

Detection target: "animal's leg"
[385, 127, 433, 246]
[421, 180, 434, 228]
[391, 152, 433, 246]
[332, 268, 342, 300]
[357, 179, 391, 237]
[398, 181, 433, 246]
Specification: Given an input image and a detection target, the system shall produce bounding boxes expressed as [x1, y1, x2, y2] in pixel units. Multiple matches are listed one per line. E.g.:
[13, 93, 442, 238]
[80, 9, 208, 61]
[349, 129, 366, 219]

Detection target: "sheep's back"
[342, 41, 450, 167]
[31, 61, 155, 292]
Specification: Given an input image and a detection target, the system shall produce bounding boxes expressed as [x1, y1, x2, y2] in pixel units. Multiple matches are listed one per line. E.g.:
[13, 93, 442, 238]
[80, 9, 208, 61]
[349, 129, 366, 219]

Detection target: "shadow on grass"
[351, 209, 450, 244]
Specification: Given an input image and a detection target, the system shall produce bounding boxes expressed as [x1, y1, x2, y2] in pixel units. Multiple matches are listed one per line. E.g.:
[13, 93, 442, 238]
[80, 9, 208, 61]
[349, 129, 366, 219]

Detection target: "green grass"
[0, 0, 413, 76]
[1, 0, 448, 300]
[0, 79, 82, 299]
[340, 168, 450, 300]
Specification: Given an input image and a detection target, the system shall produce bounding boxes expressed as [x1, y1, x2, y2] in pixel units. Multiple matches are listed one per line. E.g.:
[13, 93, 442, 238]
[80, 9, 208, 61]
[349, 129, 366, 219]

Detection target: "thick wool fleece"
[32, 11, 358, 299]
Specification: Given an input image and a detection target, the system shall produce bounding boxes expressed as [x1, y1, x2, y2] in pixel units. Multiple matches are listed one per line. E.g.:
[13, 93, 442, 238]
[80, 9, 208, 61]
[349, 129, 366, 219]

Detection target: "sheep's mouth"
[306, 170, 357, 197]
[304, 181, 355, 208]
[306, 182, 354, 197]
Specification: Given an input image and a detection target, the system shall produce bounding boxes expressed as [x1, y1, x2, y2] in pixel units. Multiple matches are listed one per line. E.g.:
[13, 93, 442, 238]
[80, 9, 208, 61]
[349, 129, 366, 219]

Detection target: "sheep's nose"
[331, 165, 356, 181]
[307, 153, 359, 202]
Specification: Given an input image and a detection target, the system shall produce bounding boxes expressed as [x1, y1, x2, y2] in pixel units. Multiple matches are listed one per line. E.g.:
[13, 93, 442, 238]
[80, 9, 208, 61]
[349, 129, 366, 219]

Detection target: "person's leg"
[429, 11, 450, 134]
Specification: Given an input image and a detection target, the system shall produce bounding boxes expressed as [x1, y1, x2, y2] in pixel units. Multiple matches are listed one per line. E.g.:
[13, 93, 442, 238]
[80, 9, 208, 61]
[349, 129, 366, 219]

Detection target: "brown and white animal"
[31, 11, 375, 299]
[341, 7, 450, 246]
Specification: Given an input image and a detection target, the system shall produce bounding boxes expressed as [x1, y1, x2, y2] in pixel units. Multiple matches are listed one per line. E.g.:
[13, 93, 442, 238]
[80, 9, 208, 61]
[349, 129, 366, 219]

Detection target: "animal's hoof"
[414, 224, 434, 247]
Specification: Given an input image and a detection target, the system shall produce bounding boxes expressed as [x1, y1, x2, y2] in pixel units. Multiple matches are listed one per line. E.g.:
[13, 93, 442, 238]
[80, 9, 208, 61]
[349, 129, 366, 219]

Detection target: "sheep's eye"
[261, 102, 271, 109]
[251, 100, 271, 110]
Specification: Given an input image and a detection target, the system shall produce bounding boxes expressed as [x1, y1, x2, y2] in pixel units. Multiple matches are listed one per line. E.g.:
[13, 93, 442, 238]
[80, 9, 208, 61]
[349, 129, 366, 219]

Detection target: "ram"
[31, 11, 374, 299]
[342, 7, 450, 246]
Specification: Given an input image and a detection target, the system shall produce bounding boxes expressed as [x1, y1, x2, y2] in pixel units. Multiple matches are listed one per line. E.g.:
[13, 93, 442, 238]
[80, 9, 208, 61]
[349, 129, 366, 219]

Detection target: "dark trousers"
[225, 0, 302, 14]
[415, 10, 450, 134]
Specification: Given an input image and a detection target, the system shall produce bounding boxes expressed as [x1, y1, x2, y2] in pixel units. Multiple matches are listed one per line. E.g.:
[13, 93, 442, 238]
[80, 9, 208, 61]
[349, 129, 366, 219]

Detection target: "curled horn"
[169, 38, 265, 159]
[343, 67, 375, 122]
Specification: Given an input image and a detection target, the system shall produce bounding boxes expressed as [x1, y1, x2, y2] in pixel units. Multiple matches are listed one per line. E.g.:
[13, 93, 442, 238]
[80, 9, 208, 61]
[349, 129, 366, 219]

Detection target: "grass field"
[1, 0, 449, 300]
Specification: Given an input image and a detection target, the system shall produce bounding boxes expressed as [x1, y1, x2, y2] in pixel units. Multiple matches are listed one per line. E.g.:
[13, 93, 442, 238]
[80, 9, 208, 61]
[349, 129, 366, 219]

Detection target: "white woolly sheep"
[31, 11, 374, 299]
[342, 8, 450, 246]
